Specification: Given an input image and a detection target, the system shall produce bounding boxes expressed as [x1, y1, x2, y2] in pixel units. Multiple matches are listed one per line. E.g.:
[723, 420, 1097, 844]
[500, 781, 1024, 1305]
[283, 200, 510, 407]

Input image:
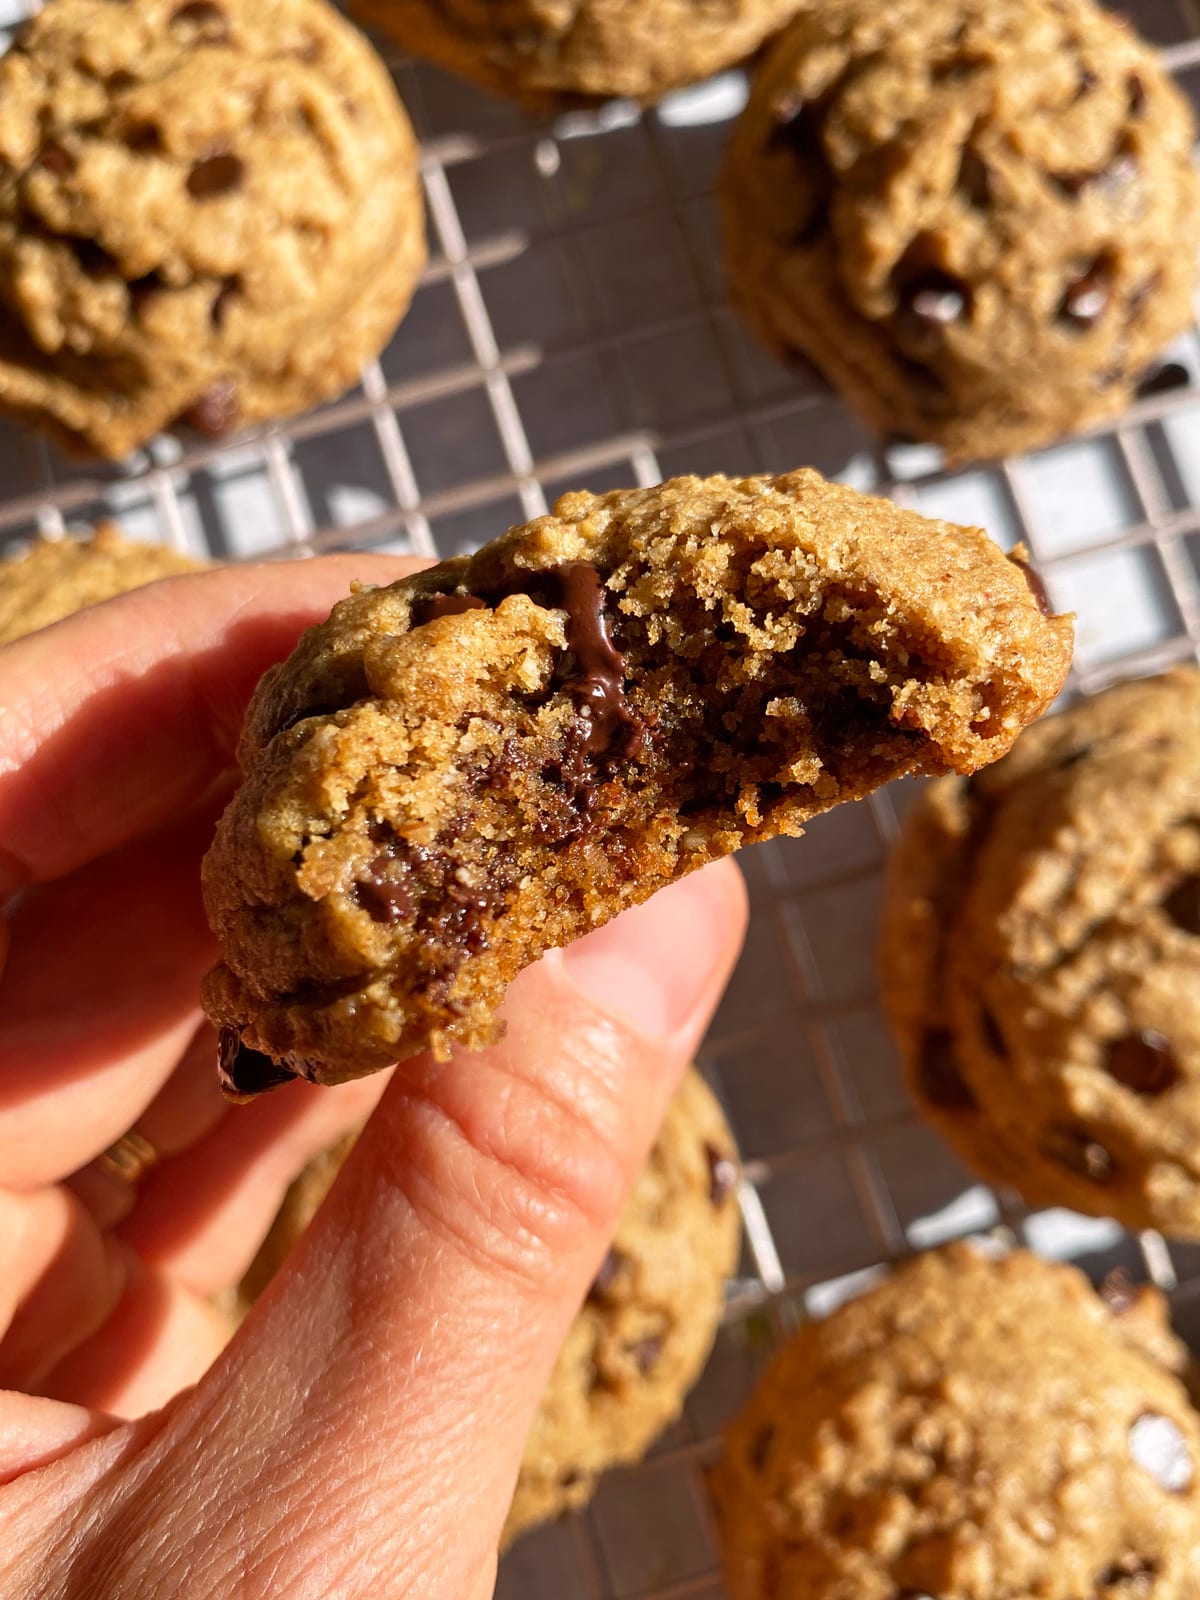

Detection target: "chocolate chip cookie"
[351, 0, 803, 109]
[221, 1069, 742, 1548]
[720, 0, 1200, 462]
[710, 1244, 1200, 1600]
[0, 0, 425, 459]
[201, 468, 1073, 1088]
[881, 670, 1200, 1236]
[0, 522, 202, 643]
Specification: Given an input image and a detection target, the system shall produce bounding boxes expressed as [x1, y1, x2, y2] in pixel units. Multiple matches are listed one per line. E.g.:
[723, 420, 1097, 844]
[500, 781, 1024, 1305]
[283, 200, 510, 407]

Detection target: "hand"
[0, 559, 748, 1598]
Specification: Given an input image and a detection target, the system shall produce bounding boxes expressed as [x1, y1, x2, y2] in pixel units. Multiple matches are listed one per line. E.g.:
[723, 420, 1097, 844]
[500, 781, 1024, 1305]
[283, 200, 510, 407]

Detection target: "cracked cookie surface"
[0, 522, 201, 643]
[351, 0, 804, 108]
[0, 0, 425, 458]
[710, 1244, 1200, 1600]
[220, 1069, 741, 1548]
[202, 468, 1072, 1086]
[882, 669, 1200, 1237]
[720, 0, 1200, 461]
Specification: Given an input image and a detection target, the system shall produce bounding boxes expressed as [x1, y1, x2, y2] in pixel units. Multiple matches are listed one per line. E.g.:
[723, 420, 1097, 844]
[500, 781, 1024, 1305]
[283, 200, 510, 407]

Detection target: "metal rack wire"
[4, 1, 1200, 1593]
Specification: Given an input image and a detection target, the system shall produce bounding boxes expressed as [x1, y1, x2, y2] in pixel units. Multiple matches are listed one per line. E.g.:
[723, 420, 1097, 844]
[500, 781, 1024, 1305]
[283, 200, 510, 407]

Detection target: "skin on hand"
[0, 560, 748, 1599]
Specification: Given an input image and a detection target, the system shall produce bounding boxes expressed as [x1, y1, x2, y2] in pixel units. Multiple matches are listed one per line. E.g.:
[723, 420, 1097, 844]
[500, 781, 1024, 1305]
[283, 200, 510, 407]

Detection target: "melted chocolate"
[554, 561, 641, 756]
[218, 1025, 296, 1097]
[418, 592, 487, 623]
[355, 852, 416, 924]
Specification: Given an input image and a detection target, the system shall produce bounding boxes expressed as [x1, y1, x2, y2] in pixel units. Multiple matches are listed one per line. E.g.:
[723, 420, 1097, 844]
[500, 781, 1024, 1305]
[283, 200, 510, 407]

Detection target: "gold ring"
[97, 1129, 160, 1185]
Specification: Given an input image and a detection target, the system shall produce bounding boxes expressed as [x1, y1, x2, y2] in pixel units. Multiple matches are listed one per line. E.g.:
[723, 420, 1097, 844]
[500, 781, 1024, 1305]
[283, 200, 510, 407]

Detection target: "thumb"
[16, 860, 747, 1600]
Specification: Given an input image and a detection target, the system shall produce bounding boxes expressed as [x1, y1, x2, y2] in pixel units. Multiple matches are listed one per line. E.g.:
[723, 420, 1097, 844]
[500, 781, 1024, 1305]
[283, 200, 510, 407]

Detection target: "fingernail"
[562, 863, 744, 1041]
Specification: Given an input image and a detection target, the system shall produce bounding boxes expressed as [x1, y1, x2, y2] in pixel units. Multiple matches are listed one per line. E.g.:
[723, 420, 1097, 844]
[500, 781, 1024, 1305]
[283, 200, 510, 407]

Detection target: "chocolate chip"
[628, 1335, 663, 1375]
[124, 120, 163, 155]
[1041, 1123, 1115, 1183]
[187, 151, 245, 198]
[587, 1248, 624, 1304]
[1105, 1030, 1180, 1096]
[1059, 257, 1113, 329]
[1076, 66, 1100, 98]
[917, 1031, 977, 1110]
[39, 140, 76, 175]
[171, 0, 230, 38]
[981, 1008, 1007, 1056]
[897, 272, 970, 344]
[1010, 554, 1053, 616]
[957, 147, 992, 208]
[1164, 874, 1200, 934]
[355, 853, 415, 925]
[73, 238, 118, 278]
[705, 1142, 738, 1205]
[217, 1025, 296, 1097]
[748, 1424, 775, 1471]
[767, 92, 832, 245]
[1128, 72, 1147, 116]
[417, 592, 487, 624]
[1100, 1266, 1139, 1316]
[1136, 361, 1190, 399]
[1097, 1556, 1157, 1594]
[128, 271, 167, 316]
[1052, 149, 1138, 199]
[178, 378, 238, 437]
[210, 276, 239, 329]
[1129, 1412, 1193, 1492]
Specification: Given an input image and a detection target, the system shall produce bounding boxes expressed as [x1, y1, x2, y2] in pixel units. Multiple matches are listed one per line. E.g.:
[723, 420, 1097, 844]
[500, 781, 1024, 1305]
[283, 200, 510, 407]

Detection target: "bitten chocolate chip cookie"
[351, 0, 803, 109]
[202, 469, 1072, 1088]
[881, 670, 1200, 1237]
[0, 0, 425, 458]
[220, 1069, 742, 1548]
[0, 522, 201, 643]
[720, 0, 1200, 462]
[710, 1244, 1200, 1600]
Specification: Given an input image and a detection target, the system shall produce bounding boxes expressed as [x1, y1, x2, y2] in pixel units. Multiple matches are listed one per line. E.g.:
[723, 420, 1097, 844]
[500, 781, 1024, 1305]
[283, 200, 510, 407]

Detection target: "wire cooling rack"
[5, 2, 1200, 1593]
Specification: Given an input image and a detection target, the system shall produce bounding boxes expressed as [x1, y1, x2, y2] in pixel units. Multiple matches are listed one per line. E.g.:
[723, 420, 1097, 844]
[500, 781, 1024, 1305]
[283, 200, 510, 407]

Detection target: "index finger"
[0, 554, 423, 898]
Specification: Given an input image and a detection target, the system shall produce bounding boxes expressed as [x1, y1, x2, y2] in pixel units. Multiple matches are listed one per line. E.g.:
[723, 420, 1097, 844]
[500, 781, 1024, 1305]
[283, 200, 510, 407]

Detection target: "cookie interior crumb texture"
[881, 668, 1200, 1238]
[720, 0, 1200, 461]
[351, 0, 805, 109]
[0, 522, 202, 643]
[202, 469, 1073, 1086]
[710, 1243, 1200, 1600]
[0, 0, 426, 458]
[217, 1070, 742, 1548]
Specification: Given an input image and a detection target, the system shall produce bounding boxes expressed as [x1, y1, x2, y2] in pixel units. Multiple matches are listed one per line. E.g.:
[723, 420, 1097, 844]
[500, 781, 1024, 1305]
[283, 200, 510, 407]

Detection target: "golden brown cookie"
[710, 1244, 1200, 1600]
[221, 1069, 742, 1547]
[351, 0, 804, 109]
[0, 523, 202, 643]
[881, 670, 1200, 1237]
[720, 0, 1200, 461]
[200, 468, 1073, 1088]
[0, 0, 425, 458]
